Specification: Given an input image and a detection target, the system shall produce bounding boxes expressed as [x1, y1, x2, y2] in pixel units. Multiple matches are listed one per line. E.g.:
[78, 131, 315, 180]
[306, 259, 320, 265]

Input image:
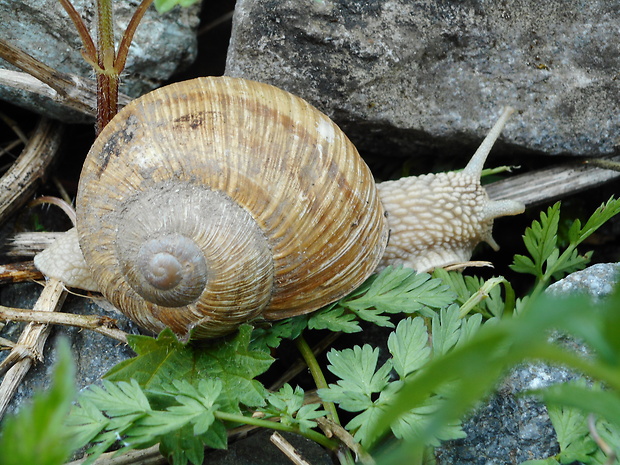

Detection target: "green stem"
[294, 335, 340, 423]
[502, 279, 516, 316]
[459, 277, 506, 319]
[214, 411, 338, 450]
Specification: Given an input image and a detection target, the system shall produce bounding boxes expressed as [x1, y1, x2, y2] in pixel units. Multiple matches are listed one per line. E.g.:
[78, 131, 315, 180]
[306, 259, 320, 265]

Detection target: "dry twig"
[1, 232, 63, 258]
[0, 305, 128, 343]
[66, 446, 168, 465]
[317, 417, 375, 465]
[0, 40, 131, 117]
[0, 117, 63, 224]
[486, 155, 620, 206]
[270, 432, 313, 465]
[0, 278, 66, 419]
[0, 262, 43, 284]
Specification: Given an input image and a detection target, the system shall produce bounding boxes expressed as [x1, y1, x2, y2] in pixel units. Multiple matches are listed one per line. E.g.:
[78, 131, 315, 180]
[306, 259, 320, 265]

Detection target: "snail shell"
[75, 76, 389, 339]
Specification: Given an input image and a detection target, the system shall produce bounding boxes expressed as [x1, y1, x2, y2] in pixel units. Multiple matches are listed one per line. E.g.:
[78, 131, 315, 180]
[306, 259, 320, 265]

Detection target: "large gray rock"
[0, 0, 200, 122]
[226, 0, 620, 158]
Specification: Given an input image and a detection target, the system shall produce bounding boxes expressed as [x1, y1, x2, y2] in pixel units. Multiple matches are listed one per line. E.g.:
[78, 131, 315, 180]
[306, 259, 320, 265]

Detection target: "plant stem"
[294, 335, 340, 423]
[115, 0, 155, 71]
[56, 0, 97, 65]
[214, 411, 338, 450]
[95, 0, 118, 133]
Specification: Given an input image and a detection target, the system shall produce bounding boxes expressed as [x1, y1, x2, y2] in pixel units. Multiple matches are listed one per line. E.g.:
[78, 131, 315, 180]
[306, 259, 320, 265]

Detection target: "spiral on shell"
[75, 76, 389, 339]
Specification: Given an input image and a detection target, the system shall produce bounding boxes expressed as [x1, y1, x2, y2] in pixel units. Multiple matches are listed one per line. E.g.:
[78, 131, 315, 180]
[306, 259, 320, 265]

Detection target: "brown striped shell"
[76, 76, 389, 339]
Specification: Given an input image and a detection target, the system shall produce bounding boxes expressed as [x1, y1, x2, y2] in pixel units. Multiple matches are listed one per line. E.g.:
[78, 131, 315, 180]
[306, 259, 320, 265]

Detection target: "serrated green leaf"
[392, 397, 466, 447]
[319, 345, 392, 412]
[515, 203, 561, 279]
[65, 397, 110, 449]
[261, 384, 304, 418]
[342, 381, 403, 448]
[573, 197, 620, 245]
[68, 375, 228, 463]
[511, 198, 620, 294]
[307, 305, 362, 333]
[547, 403, 597, 463]
[105, 329, 189, 387]
[105, 326, 272, 410]
[344, 401, 388, 447]
[433, 270, 507, 319]
[541, 382, 620, 430]
[388, 317, 431, 379]
[550, 248, 591, 280]
[510, 254, 537, 275]
[457, 313, 483, 346]
[567, 218, 583, 244]
[432, 304, 462, 357]
[0, 340, 76, 465]
[259, 385, 326, 433]
[159, 424, 205, 465]
[154, 0, 200, 13]
[250, 316, 309, 351]
[341, 267, 455, 317]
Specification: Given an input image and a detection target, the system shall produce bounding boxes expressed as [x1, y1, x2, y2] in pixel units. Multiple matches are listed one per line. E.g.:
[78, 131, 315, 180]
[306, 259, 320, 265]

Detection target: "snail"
[34, 76, 525, 340]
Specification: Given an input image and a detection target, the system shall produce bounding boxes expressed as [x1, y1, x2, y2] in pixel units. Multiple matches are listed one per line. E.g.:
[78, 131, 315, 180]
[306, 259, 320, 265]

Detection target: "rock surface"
[226, 0, 620, 158]
[0, 0, 200, 122]
[436, 262, 620, 464]
[547, 262, 620, 299]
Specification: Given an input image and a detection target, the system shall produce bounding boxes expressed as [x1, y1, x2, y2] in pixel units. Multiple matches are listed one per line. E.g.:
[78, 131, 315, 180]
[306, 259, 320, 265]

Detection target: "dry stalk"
[0, 262, 43, 284]
[0, 117, 63, 224]
[0, 41, 131, 117]
[66, 446, 168, 465]
[1, 232, 63, 258]
[0, 305, 128, 343]
[486, 155, 620, 207]
[0, 278, 66, 419]
[270, 432, 313, 465]
[28, 196, 77, 225]
[317, 417, 375, 465]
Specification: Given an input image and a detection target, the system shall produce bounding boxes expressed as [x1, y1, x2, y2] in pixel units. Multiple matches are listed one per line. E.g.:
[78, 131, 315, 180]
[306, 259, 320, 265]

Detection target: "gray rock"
[547, 262, 620, 299]
[226, 0, 620, 158]
[436, 263, 620, 464]
[0, 0, 200, 122]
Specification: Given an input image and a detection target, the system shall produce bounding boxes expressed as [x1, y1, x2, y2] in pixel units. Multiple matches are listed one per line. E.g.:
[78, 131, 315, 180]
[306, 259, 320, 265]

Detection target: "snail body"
[35, 76, 524, 340]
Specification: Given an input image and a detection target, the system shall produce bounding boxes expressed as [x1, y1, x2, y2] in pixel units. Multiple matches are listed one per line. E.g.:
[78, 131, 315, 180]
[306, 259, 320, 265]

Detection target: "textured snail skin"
[34, 77, 524, 340]
[376, 107, 525, 271]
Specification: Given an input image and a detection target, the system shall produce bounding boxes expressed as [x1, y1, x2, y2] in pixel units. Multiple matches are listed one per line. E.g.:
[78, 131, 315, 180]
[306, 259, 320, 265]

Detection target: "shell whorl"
[76, 76, 388, 339]
[135, 234, 208, 306]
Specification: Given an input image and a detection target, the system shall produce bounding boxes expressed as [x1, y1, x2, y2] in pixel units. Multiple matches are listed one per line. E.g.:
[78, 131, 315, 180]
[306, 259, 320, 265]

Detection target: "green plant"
[1, 198, 619, 464]
[69, 198, 620, 464]
[57, 0, 200, 132]
[0, 340, 75, 465]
